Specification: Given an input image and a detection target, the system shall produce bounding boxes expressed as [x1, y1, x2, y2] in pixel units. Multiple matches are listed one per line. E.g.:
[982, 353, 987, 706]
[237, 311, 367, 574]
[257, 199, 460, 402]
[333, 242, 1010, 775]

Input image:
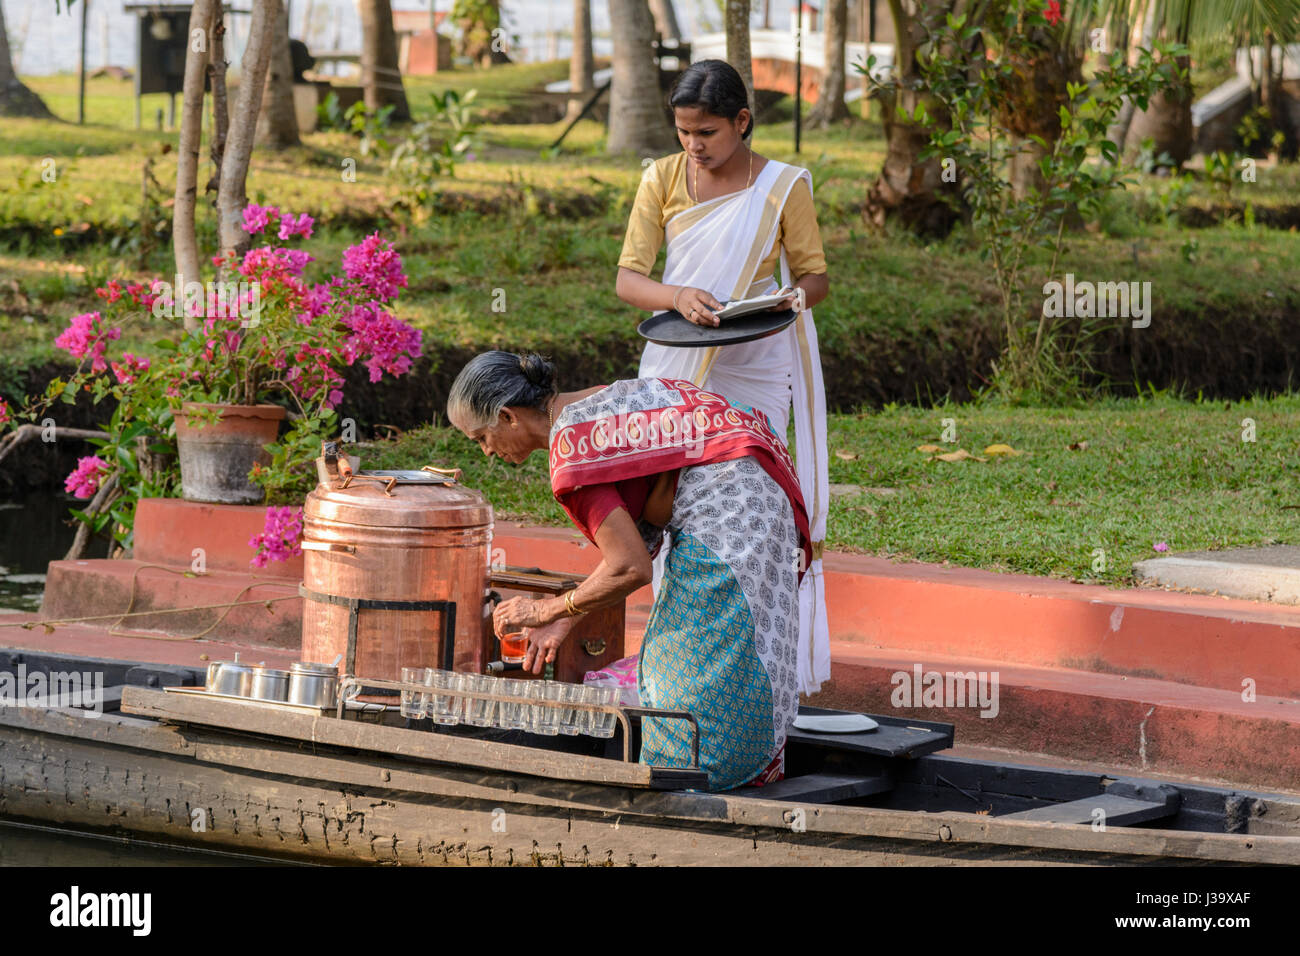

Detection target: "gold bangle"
[564, 591, 584, 617]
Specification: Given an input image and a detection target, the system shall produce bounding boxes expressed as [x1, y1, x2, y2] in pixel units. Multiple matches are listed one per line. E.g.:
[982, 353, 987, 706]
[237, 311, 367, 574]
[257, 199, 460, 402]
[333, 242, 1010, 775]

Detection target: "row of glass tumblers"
[399, 667, 620, 738]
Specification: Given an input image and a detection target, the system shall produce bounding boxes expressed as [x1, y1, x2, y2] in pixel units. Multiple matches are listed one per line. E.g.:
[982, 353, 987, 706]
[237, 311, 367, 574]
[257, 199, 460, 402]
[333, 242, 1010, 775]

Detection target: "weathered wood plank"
[121, 686, 667, 789]
[1002, 791, 1179, 827]
[789, 707, 954, 759]
[730, 772, 895, 804]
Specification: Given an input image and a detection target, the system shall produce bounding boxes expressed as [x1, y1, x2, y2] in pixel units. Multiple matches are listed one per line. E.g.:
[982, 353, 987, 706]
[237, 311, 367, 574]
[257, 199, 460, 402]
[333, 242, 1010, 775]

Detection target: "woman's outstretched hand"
[675, 286, 723, 327]
[523, 615, 578, 674]
[493, 596, 557, 636]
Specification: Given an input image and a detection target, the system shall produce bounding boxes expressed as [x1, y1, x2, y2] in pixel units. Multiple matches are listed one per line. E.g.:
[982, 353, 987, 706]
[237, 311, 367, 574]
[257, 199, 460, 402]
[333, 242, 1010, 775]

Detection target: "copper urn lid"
[305, 471, 492, 529]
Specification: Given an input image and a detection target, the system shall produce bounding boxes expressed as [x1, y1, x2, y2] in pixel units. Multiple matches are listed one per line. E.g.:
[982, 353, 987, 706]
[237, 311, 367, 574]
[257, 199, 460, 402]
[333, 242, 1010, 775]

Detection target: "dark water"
[0, 491, 80, 613]
[0, 821, 293, 866]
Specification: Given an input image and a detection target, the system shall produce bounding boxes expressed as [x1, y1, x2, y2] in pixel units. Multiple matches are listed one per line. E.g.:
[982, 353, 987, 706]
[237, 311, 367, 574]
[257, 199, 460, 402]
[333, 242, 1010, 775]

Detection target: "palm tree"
[807, 0, 852, 126]
[608, 0, 676, 154]
[0, 0, 52, 117]
[725, 0, 758, 126]
[995, 2, 1082, 198]
[863, 0, 962, 236]
[359, 0, 410, 121]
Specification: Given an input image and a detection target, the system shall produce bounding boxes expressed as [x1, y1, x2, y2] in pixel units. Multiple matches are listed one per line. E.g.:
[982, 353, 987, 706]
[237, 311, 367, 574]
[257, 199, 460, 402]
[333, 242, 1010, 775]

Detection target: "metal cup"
[288, 662, 339, 708]
[248, 665, 290, 702]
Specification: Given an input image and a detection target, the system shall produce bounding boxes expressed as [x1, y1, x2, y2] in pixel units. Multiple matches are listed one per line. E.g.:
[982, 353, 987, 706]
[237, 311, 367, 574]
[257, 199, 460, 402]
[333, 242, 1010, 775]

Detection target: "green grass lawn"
[357, 390, 1300, 587]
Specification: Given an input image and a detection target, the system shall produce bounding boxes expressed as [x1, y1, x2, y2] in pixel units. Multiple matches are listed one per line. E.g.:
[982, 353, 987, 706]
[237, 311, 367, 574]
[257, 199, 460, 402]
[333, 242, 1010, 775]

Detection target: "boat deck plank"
[730, 772, 895, 804]
[789, 707, 954, 759]
[1001, 794, 1177, 827]
[120, 686, 708, 791]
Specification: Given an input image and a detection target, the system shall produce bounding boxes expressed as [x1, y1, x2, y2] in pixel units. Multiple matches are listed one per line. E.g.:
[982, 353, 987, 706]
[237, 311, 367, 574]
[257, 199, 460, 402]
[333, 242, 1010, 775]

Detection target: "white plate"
[792, 713, 879, 734]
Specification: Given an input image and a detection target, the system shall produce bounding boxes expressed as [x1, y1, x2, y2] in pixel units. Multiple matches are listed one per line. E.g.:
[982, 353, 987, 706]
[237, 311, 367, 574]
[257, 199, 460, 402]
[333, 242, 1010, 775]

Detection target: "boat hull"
[0, 704, 1292, 866]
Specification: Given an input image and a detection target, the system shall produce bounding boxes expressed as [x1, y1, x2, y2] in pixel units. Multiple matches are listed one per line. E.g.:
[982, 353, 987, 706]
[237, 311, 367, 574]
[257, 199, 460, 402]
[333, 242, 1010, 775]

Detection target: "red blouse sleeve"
[564, 477, 654, 543]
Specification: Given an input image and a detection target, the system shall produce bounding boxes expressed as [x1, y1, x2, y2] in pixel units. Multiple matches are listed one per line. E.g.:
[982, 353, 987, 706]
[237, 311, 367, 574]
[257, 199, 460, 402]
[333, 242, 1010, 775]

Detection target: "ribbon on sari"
[638, 158, 831, 696]
[549, 378, 812, 574]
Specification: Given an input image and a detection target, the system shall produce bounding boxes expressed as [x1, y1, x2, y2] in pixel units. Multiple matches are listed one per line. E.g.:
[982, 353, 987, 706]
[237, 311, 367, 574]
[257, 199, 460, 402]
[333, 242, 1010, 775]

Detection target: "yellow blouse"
[618, 151, 828, 292]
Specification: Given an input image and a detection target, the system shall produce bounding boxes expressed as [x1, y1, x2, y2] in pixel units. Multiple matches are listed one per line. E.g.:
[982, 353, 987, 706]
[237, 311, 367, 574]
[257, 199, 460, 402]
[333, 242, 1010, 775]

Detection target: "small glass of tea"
[499, 630, 527, 665]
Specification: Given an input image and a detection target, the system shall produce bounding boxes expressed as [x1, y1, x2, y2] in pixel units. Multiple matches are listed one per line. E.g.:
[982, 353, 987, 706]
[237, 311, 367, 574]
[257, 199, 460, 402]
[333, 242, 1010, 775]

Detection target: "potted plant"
[1, 203, 422, 555]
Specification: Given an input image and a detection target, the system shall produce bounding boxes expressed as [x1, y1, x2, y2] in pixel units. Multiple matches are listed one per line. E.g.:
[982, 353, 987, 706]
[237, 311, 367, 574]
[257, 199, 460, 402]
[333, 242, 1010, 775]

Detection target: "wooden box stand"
[485, 566, 625, 683]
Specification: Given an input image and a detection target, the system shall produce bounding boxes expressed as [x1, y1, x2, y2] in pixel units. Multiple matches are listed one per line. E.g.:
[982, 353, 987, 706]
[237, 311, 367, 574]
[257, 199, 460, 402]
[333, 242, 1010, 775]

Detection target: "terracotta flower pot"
[174, 402, 287, 504]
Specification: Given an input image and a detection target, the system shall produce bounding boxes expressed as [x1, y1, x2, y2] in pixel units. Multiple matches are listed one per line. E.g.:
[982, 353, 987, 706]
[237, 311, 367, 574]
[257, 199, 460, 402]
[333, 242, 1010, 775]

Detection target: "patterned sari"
[550, 378, 810, 790]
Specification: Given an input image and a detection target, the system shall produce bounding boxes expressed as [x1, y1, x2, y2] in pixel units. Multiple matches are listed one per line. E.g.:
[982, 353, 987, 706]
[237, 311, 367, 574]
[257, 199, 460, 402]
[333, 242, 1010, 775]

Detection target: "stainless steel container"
[288, 661, 339, 708]
[209, 661, 253, 697]
[248, 665, 290, 701]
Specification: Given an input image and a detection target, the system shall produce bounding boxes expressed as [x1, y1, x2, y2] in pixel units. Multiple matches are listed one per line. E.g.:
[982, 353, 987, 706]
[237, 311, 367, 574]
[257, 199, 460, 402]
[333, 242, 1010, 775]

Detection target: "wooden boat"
[1, 648, 1298, 866]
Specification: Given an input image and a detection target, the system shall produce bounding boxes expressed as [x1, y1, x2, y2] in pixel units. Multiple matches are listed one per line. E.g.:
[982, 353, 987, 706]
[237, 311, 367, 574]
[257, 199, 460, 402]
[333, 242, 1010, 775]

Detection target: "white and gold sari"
[638, 158, 831, 697]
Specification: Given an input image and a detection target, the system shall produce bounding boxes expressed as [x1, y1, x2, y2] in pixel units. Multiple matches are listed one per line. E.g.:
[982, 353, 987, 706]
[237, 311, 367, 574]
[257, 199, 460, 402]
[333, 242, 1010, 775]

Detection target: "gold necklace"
[547, 396, 556, 431]
[694, 145, 753, 206]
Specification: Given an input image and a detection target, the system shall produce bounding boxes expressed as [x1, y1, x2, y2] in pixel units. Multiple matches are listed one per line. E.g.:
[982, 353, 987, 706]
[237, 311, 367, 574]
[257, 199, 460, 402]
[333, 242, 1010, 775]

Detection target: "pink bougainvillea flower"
[241, 203, 281, 235]
[0, 399, 11, 427]
[65, 455, 110, 499]
[54, 311, 122, 373]
[341, 302, 422, 383]
[249, 505, 305, 567]
[342, 233, 409, 302]
[1153, 541, 1170, 552]
[1043, 0, 1063, 25]
[110, 352, 151, 385]
[277, 211, 315, 241]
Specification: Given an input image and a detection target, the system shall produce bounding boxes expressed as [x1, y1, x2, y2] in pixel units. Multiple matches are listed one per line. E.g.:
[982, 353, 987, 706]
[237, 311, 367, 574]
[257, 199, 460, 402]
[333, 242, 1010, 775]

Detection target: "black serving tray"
[637, 308, 798, 348]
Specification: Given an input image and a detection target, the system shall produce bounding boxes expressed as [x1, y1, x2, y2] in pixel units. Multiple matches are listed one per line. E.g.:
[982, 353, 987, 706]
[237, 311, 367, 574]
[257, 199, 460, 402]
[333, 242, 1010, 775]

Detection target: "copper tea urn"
[299, 468, 492, 680]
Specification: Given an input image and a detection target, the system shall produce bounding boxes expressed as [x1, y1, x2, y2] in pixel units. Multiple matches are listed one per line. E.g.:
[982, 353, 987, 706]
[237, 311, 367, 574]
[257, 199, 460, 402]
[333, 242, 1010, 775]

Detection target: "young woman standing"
[615, 59, 832, 696]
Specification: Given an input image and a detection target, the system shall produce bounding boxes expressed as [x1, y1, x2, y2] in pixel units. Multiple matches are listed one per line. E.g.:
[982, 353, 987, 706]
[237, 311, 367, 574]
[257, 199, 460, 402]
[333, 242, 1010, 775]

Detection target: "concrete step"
[0, 617, 301, 672]
[805, 644, 1300, 793]
[39, 560, 301, 649]
[1134, 545, 1300, 606]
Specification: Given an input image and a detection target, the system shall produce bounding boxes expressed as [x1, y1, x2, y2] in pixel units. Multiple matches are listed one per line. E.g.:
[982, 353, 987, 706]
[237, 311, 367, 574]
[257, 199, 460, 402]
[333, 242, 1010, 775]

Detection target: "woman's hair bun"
[519, 353, 556, 393]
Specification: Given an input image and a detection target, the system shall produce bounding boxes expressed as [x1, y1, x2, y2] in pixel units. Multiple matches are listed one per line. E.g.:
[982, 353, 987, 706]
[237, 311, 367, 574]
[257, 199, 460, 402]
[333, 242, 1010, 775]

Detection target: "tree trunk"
[174, 0, 220, 333]
[807, 0, 850, 127]
[648, 0, 682, 42]
[0, 0, 52, 118]
[607, 0, 676, 155]
[206, 9, 230, 205]
[863, 0, 959, 237]
[724, 0, 758, 130]
[256, 0, 301, 148]
[359, 0, 410, 121]
[1002, 28, 1080, 200]
[1110, 0, 1160, 156]
[565, 0, 595, 122]
[217, 0, 277, 272]
[1125, 51, 1193, 168]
